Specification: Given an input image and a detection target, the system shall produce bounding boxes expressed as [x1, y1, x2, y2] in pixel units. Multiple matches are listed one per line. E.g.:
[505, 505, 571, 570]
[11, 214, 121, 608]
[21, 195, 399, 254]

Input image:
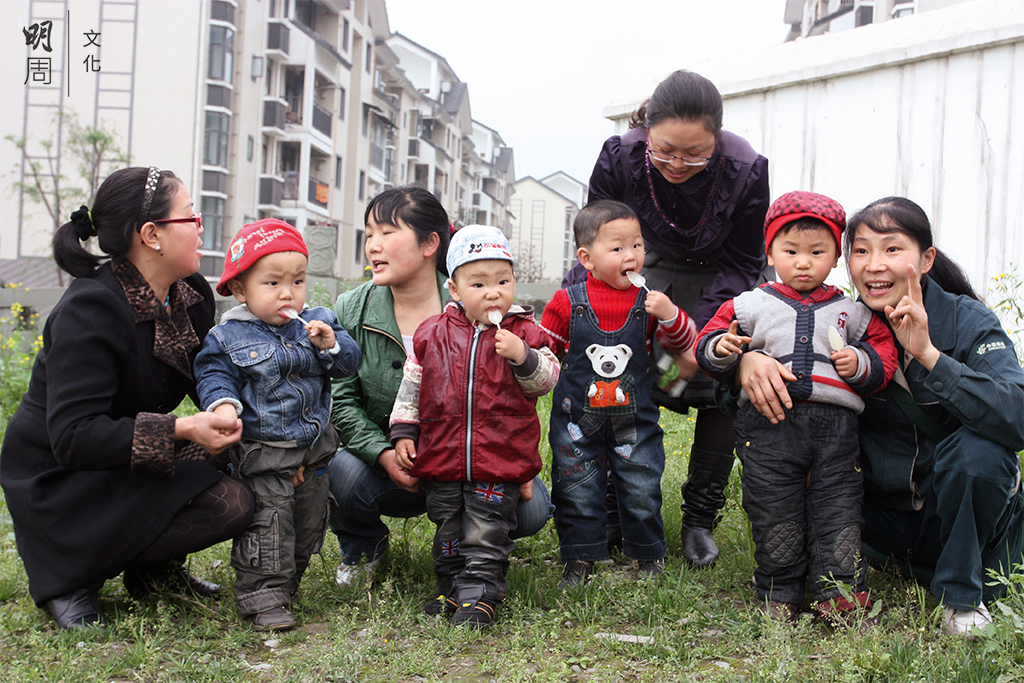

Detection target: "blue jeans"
[327, 448, 552, 565]
[861, 428, 1024, 611]
[735, 402, 865, 605]
[550, 420, 666, 562]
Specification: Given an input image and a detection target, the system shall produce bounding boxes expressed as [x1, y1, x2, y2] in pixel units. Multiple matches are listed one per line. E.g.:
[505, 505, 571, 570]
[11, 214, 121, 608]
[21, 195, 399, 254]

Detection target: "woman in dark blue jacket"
[735, 197, 1024, 636]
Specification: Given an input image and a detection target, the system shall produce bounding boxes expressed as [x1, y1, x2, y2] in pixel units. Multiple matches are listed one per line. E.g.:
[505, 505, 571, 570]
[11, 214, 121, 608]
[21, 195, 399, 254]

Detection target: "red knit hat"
[764, 191, 846, 257]
[217, 219, 308, 296]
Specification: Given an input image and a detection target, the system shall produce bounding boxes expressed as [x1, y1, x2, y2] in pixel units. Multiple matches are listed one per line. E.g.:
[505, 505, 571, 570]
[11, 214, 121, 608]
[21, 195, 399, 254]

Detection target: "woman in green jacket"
[327, 186, 551, 588]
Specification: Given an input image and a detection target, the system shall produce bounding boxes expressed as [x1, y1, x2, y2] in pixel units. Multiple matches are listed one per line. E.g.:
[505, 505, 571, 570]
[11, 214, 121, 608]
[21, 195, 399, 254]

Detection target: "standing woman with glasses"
[0, 167, 254, 630]
[574, 70, 770, 567]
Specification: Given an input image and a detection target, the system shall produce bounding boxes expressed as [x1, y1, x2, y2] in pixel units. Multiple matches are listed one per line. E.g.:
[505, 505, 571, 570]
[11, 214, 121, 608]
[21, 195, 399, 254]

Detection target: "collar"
[767, 281, 844, 304]
[362, 270, 450, 336]
[919, 277, 957, 351]
[110, 257, 203, 378]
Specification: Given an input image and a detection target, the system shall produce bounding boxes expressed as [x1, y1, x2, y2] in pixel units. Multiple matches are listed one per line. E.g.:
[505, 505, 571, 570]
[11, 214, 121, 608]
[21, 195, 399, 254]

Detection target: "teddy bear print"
[571, 343, 638, 448]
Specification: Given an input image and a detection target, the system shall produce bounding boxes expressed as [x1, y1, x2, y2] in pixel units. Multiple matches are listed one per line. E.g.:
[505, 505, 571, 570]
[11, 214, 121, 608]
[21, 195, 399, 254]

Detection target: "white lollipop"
[827, 325, 845, 352]
[487, 310, 502, 328]
[626, 270, 650, 292]
[280, 307, 300, 320]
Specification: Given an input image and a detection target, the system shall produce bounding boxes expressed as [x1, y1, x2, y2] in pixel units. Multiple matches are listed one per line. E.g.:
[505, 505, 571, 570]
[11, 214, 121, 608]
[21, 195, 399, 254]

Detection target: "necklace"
[643, 149, 721, 234]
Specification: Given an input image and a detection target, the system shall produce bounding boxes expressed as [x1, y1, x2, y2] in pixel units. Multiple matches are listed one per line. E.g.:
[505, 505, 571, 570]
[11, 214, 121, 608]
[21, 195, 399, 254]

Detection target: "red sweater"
[540, 274, 696, 358]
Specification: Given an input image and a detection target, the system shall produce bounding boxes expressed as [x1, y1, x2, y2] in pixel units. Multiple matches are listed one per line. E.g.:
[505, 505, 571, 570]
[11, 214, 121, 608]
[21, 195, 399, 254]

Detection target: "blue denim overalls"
[550, 283, 667, 562]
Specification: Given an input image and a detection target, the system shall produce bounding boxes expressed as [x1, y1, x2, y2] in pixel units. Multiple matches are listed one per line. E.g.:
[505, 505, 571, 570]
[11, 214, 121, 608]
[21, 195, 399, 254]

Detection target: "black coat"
[0, 262, 221, 604]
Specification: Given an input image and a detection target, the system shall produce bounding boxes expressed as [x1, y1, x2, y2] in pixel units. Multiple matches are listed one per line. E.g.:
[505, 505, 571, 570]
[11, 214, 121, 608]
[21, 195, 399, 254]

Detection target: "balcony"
[312, 102, 332, 137]
[308, 178, 329, 207]
[267, 22, 289, 56]
[408, 139, 420, 158]
[259, 176, 284, 207]
[263, 99, 286, 131]
[371, 142, 384, 170]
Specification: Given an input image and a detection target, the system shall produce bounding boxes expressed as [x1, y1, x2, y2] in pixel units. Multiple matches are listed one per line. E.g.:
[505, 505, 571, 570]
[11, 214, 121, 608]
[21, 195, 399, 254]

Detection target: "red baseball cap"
[764, 191, 846, 257]
[217, 219, 308, 296]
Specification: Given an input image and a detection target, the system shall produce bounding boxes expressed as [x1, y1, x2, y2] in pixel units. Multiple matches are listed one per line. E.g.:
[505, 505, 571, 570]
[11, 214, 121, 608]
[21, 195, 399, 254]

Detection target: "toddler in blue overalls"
[540, 200, 697, 586]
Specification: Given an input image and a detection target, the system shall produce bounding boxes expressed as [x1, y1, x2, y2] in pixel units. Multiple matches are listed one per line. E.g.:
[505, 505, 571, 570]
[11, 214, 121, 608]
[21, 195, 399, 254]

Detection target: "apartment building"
[785, 0, 968, 38]
[510, 173, 586, 283]
[461, 120, 515, 232]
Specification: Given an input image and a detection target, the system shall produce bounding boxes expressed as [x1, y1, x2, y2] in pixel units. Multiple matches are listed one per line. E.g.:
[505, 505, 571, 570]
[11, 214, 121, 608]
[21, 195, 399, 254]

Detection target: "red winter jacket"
[409, 307, 549, 484]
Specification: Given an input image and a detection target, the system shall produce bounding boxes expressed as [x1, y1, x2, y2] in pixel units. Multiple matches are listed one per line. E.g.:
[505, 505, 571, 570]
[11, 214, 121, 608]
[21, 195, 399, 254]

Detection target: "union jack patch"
[474, 482, 505, 502]
[440, 538, 460, 557]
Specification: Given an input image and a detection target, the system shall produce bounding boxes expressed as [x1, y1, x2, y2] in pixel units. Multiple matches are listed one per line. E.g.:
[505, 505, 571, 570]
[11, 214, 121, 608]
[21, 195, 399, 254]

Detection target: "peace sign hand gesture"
[884, 263, 941, 371]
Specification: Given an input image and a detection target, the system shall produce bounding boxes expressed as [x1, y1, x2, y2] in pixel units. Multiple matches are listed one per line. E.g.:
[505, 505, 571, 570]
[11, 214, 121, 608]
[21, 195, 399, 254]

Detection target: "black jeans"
[735, 402, 866, 605]
[425, 480, 519, 597]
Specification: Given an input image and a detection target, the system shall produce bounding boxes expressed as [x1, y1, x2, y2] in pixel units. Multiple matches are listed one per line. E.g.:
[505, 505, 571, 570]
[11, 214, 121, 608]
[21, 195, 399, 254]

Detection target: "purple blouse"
[582, 127, 770, 327]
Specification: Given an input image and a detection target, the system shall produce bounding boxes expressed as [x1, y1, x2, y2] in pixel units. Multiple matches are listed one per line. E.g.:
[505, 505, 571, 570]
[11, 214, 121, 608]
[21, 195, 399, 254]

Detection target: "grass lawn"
[2, 402, 1024, 682]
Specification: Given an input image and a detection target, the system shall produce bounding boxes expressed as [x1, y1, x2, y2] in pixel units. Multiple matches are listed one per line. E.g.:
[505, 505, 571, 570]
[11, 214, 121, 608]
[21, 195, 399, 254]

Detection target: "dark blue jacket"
[859, 279, 1024, 510]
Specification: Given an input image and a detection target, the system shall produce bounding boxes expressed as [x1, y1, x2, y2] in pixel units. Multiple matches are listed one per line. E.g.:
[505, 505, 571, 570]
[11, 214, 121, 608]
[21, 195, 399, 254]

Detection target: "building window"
[365, 43, 372, 73]
[204, 111, 230, 167]
[201, 196, 225, 251]
[247, 135, 254, 161]
[335, 155, 342, 189]
[531, 199, 545, 229]
[354, 227, 365, 265]
[361, 104, 370, 137]
[338, 86, 345, 120]
[342, 18, 350, 52]
[358, 171, 366, 201]
[208, 26, 234, 84]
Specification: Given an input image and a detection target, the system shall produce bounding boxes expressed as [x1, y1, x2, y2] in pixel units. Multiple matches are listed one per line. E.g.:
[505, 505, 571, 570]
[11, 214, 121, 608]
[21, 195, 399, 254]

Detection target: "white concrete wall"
[607, 0, 1024, 300]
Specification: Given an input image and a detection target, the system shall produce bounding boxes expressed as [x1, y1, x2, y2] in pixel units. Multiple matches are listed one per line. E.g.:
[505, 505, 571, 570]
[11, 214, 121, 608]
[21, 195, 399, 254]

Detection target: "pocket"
[231, 507, 281, 576]
[228, 342, 278, 386]
[302, 493, 330, 559]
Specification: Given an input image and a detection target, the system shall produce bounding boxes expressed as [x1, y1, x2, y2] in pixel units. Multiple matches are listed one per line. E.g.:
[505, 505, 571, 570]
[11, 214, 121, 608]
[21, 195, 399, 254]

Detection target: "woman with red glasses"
[0, 166, 254, 630]
[568, 70, 771, 568]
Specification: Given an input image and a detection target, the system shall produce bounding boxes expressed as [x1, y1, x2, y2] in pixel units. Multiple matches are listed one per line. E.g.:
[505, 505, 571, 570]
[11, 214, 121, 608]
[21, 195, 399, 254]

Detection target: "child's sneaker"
[334, 556, 381, 588]
[638, 558, 666, 579]
[423, 593, 458, 617]
[450, 584, 501, 629]
[559, 560, 595, 588]
[816, 591, 876, 630]
[250, 606, 295, 632]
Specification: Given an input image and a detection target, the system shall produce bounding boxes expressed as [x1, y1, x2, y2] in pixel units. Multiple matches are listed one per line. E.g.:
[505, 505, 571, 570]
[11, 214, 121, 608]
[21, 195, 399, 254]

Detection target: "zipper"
[465, 326, 482, 480]
[362, 324, 404, 354]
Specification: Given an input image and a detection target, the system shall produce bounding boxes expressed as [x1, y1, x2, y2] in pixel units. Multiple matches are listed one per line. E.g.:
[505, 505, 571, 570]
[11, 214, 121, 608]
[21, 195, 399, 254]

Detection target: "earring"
[155, 245, 163, 255]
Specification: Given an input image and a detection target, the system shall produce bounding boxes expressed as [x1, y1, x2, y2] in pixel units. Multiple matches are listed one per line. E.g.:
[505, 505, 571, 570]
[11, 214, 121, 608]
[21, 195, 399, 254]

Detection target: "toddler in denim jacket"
[195, 219, 360, 631]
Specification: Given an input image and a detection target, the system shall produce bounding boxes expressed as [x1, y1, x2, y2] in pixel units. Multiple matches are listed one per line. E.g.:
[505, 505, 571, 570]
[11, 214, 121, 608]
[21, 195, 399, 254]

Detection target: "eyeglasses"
[646, 143, 712, 167]
[152, 214, 202, 230]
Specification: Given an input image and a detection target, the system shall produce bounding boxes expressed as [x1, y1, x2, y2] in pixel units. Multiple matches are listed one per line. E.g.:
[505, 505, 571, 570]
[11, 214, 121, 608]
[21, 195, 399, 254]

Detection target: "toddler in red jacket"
[389, 225, 559, 628]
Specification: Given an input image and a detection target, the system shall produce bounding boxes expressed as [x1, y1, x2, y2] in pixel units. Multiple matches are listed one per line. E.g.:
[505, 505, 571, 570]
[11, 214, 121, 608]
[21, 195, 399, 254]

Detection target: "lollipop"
[487, 310, 502, 328]
[280, 307, 300, 320]
[827, 325, 845, 352]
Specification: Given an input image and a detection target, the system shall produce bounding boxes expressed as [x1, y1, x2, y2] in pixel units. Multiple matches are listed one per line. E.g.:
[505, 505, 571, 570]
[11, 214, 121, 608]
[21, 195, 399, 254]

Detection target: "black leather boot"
[46, 587, 103, 630]
[680, 448, 735, 567]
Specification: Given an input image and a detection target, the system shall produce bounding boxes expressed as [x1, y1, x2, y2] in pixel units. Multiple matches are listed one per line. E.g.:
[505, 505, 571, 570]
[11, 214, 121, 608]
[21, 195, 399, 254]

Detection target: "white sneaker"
[942, 602, 993, 638]
[334, 558, 380, 588]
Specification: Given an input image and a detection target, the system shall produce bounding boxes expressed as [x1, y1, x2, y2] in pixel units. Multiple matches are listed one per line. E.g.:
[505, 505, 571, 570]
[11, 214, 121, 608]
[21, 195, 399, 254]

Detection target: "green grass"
[2, 404, 1024, 681]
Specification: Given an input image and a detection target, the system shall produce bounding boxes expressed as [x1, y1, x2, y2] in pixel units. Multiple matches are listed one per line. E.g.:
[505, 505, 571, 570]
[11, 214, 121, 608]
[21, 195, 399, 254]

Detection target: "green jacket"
[330, 272, 450, 469]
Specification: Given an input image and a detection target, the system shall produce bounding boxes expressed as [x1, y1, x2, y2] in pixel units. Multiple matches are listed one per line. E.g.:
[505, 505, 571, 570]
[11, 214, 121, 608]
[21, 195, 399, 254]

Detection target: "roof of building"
[514, 176, 580, 207]
[0, 256, 65, 288]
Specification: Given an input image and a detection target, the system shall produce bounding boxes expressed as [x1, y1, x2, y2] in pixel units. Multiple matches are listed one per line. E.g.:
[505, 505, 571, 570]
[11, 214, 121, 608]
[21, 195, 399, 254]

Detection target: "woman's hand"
[736, 352, 796, 424]
[518, 479, 534, 501]
[885, 263, 940, 371]
[377, 448, 422, 493]
[175, 411, 242, 455]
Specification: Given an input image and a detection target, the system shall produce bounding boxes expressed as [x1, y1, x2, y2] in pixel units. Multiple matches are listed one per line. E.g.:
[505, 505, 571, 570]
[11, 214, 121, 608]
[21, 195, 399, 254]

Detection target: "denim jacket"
[195, 304, 361, 448]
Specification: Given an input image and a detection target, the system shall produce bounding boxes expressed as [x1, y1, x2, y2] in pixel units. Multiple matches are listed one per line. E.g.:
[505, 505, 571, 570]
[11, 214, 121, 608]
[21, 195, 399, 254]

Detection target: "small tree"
[512, 241, 548, 284]
[6, 109, 130, 284]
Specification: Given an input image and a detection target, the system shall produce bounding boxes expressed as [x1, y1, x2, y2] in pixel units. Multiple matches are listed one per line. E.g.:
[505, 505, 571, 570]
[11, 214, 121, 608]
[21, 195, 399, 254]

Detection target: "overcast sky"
[384, 0, 791, 185]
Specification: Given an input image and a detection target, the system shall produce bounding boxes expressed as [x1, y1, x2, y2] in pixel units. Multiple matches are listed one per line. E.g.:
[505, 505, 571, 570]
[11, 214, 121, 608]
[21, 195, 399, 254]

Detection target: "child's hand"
[644, 290, 676, 322]
[715, 321, 752, 357]
[394, 438, 417, 470]
[211, 402, 240, 436]
[518, 479, 534, 501]
[495, 329, 528, 364]
[831, 348, 859, 378]
[292, 465, 305, 488]
[305, 319, 336, 350]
